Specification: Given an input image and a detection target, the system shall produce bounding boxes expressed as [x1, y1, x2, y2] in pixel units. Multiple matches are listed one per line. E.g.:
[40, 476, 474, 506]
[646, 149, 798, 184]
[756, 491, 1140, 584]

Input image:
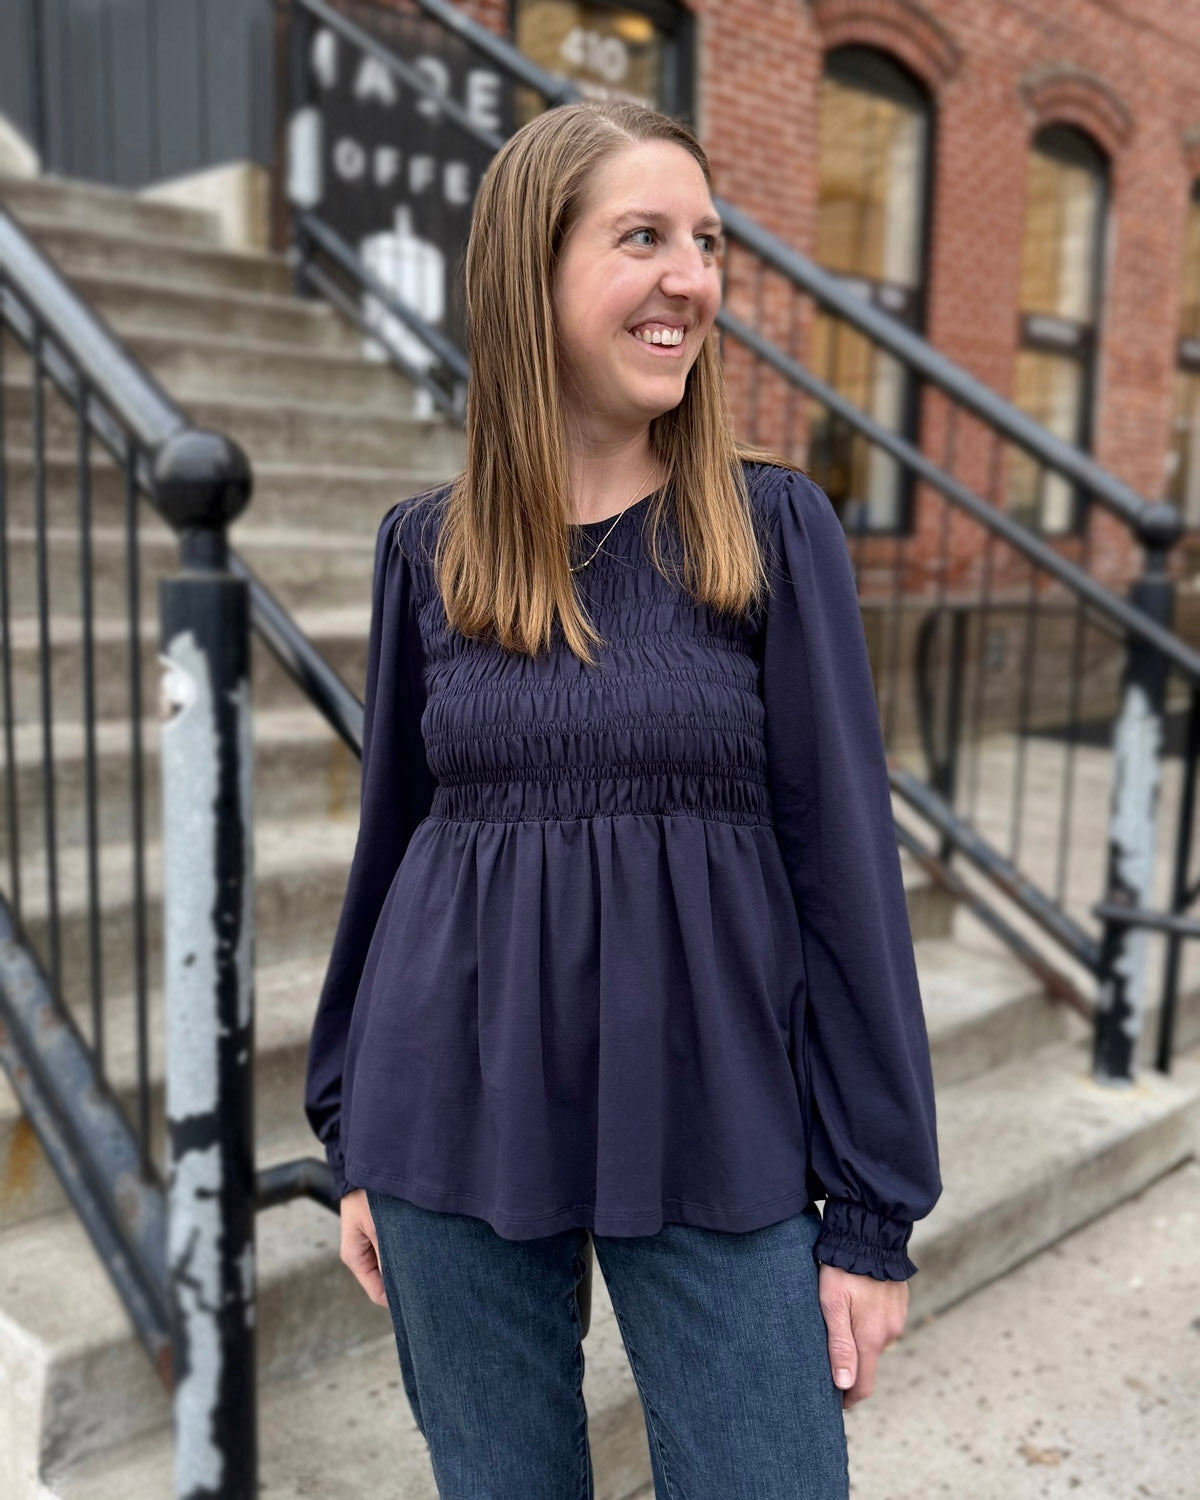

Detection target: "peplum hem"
[345, 1154, 814, 1240]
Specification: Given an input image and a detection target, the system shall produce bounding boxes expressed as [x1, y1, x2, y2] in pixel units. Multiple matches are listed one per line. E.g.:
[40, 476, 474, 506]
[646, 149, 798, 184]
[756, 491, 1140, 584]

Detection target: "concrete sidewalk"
[843, 1153, 1199, 1499]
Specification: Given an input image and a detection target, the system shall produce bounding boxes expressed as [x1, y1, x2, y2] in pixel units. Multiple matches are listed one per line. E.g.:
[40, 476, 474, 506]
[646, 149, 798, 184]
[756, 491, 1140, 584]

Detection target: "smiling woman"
[305, 97, 941, 1500]
[551, 137, 723, 463]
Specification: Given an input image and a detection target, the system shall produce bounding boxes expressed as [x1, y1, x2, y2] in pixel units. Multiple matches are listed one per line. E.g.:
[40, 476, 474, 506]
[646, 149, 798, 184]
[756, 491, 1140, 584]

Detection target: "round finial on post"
[1135, 501, 1182, 553]
[152, 428, 253, 533]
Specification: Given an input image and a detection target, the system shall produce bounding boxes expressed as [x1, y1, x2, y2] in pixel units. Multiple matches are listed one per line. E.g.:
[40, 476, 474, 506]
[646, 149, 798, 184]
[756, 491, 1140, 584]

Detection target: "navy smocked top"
[304, 460, 942, 1280]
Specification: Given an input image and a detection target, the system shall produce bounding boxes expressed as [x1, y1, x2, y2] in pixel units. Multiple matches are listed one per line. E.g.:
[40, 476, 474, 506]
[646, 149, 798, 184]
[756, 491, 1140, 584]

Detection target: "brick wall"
[376, 0, 1200, 589]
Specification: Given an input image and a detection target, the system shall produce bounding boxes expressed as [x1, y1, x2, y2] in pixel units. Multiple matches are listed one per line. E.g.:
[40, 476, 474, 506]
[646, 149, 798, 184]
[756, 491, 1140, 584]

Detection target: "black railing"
[281, 0, 1200, 1083]
[0, 201, 273, 1497]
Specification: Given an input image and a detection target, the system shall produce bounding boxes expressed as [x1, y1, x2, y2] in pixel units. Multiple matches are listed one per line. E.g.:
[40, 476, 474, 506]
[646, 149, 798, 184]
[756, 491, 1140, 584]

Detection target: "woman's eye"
[626, 227, 721, 254]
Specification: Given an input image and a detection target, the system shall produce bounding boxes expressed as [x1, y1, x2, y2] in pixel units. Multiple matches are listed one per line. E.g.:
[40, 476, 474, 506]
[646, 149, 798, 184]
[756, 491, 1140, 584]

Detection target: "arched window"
[809, 44, 933, 534]
[1007, 124, 1108, 534]
[1166, 180, 1200, 526]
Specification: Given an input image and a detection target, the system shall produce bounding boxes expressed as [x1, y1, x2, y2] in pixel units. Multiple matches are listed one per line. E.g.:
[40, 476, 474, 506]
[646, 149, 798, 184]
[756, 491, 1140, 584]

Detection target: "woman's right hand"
[340, 1187, 388, 1307]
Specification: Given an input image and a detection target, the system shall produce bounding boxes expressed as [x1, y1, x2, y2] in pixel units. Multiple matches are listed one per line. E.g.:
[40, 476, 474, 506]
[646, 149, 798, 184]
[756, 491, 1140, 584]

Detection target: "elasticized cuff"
[814, 1200, 918, 1281]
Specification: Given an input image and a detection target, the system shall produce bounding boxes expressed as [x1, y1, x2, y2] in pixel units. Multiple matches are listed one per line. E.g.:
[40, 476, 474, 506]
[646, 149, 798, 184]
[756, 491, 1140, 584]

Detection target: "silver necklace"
[568, 465, 657, 574]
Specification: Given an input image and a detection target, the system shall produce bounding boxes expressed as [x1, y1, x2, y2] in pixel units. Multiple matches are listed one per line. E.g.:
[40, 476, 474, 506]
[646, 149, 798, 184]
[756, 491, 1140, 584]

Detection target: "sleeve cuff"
[814, 1200, 919, 1281]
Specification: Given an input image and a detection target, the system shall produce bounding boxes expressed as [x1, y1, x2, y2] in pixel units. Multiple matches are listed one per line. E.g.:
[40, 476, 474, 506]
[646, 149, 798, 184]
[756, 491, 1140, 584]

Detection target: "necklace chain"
[568, 465, 657, 574]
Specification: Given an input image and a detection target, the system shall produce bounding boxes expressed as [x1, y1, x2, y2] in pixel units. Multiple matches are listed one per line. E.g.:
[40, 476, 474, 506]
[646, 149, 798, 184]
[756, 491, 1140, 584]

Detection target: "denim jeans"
[365, 1189, 850, 1499]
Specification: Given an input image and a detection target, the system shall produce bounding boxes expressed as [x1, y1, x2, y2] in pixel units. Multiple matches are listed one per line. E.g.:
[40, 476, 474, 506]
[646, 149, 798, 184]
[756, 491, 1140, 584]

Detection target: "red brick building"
[399, 0, 1200, 580]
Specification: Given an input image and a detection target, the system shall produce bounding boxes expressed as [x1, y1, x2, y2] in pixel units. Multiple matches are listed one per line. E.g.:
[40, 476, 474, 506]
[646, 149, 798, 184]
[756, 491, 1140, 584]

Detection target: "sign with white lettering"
[287, 5, 512, 406]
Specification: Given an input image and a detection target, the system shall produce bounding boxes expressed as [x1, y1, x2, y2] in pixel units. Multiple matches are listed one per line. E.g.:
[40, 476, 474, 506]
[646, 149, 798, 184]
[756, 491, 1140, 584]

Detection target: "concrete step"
[0, 603, 373, 725]
[0, 706, 362, 859]
[0, 377, 466, 468]
[8, 813, 363, 1017]
[0, 520, 378, 620]
[13, 216, 292, 296]
[0, 1124, 407, 1485]
[0, 175, 220, 246]
[0, 942, 337, 1231]
[1, 450, 453, 534]
[914, 933, 1075, 1088]
[117, 326, 412, 412]
[906, 1035, 1200, 1323]
[34, 1162, 656, 1500]
[62, 270, 361, 352]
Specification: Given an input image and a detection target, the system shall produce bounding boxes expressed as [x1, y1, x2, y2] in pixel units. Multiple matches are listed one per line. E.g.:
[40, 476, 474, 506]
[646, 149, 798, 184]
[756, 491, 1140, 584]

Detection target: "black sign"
[289, 4, 513, 390]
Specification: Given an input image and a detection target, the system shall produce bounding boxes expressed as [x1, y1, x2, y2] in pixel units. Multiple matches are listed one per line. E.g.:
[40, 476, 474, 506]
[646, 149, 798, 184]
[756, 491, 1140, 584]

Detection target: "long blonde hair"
[429, 99, 803, 666]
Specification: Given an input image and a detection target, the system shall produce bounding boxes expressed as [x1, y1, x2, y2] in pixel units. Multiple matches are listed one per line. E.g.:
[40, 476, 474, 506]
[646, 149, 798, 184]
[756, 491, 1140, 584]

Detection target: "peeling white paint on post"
[161, 637, 220, 1119]
[1099, 681, 1162, 1052]
[161, 631, 224, 1493]
[1095, 562, 1173, 1085]
[160, 605, 257, 1497]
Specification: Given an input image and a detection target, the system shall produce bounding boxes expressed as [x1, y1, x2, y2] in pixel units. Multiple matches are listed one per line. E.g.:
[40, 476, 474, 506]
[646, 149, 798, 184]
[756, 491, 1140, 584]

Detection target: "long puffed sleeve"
[756, 464, 942, 1279]
[304, 498, 439, 1198]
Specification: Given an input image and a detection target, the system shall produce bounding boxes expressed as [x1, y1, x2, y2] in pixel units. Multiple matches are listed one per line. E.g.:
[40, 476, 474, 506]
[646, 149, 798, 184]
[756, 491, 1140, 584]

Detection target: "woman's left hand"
[817, 1263, 909, 1409]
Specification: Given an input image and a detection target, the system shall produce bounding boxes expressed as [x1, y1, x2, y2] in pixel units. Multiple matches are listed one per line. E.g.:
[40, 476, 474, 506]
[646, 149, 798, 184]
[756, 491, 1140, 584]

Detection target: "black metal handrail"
[0, 196, 334, 1495]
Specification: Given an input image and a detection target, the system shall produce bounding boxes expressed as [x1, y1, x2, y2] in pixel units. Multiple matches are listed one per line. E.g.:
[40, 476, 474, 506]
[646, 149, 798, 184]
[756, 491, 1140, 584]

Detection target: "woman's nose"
[657, 240, 715, 297]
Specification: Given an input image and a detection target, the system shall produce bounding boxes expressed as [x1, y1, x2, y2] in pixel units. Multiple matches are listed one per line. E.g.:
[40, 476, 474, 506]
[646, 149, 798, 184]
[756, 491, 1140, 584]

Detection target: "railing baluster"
[1157, 681, 1200, 1072]
[0, 314, 20, 926]
[1006, 466, 1047, 863]
[76, 376, 105, 1066]
[1054, 505, 1095, 909]
[124, 435, 152, 1170]
[1008, 546, 1043, 871]
[965, 435, 1003, 829]
[32, 323, 62, 999]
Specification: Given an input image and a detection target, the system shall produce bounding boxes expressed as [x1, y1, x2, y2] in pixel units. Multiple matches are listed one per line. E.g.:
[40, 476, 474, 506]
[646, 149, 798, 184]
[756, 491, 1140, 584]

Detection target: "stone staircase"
[0, 173, 1197, 1500]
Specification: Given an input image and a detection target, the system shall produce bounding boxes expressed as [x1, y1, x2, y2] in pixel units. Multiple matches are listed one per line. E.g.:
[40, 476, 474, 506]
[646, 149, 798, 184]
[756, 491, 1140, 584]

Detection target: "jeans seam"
[570, 1241, 593, 1500]
[608, 1302, 678, 1500]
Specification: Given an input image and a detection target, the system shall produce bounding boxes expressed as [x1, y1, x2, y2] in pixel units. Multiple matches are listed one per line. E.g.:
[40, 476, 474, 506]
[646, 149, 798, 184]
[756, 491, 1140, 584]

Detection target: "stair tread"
[1, 449, 453, 484]
[116, 322, 407, 372]
[4, 521, 379, 550]
[12, 211, 285, 269]
[12, 808, 362, 918]
[0, 946, 332, 1122]
[58, 268, 346, 319]
[0, 369, 432, 424]
[0, 175, 220, 243]
[5, 601, 372, 649]
[908, 933, 1049, 1021]
[910, 1037, 1200, 1247]
[45, 1331, 441, 1499]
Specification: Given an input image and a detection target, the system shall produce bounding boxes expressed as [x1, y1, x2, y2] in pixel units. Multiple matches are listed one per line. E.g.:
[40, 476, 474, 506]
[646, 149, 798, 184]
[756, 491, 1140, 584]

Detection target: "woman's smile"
[627, 326, 687, 356]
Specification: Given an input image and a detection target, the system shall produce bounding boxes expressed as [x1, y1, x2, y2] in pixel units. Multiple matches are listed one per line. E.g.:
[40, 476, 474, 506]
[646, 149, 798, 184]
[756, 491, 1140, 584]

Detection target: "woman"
[305, 98, 941, 1498]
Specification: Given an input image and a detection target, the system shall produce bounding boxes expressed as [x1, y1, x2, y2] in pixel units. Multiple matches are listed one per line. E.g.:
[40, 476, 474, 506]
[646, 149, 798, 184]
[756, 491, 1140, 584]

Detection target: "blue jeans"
[365, 1189, 850, 1499]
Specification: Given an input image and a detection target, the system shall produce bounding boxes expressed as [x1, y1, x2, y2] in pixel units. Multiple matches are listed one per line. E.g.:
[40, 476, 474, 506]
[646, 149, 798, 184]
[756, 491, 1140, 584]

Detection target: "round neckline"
[567, 487, 660, 533]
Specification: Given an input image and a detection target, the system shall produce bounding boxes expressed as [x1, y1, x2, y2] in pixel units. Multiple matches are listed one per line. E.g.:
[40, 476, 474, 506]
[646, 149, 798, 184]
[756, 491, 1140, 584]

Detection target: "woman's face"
[552, 140, 723, 441]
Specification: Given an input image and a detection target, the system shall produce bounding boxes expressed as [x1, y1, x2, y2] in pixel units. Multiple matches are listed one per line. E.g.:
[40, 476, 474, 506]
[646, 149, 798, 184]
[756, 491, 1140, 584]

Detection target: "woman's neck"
[566, 440, 660, 526]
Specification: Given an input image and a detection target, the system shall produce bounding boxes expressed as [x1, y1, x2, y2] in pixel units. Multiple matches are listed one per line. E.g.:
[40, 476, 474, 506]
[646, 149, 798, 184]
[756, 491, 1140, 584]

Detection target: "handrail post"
[155, 429, 258, 1499]
[1093, 502, 1181, 1083]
